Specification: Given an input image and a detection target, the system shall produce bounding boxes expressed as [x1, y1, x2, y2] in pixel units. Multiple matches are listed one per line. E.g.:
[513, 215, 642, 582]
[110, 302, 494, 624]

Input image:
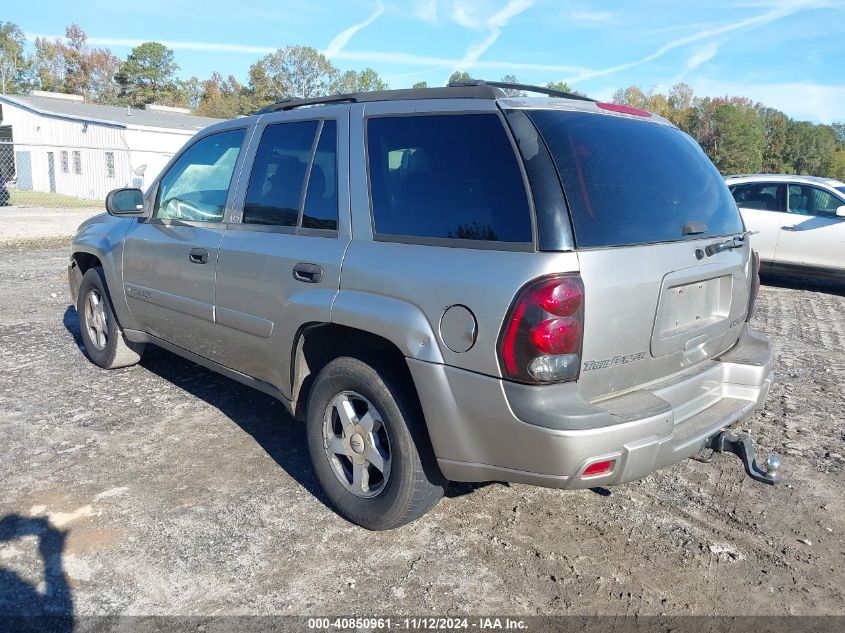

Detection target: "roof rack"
[254, 78, 592, 114]
[448, 79, 595, 102]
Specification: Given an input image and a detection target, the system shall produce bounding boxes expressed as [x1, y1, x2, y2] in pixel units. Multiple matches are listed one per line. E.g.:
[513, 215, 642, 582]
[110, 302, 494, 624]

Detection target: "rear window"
[528, 110, 743, 248]
[367, 114, 532, 244]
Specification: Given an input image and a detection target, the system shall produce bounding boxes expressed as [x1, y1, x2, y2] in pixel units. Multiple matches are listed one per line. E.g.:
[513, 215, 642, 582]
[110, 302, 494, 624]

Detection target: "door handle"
[189, 248, 209, 264]
[292, 262, 323, 283]
[781, 225, 802, 231]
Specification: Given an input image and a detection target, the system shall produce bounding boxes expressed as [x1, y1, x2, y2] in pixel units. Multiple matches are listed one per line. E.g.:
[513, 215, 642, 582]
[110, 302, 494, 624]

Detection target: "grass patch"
[8, 190, 103, 209]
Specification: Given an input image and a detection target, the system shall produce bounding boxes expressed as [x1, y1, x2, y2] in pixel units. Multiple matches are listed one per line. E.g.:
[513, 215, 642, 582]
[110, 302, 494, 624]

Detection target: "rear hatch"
[526, 107, 751, 401]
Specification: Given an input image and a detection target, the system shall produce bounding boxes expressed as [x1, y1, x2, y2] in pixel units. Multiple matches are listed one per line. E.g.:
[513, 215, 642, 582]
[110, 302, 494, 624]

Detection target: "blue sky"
[10, 0, 845, 122]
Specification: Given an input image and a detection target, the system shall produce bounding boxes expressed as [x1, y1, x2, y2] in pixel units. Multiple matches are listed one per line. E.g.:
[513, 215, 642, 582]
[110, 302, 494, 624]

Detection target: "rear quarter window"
[528, 110, 743, 248]
[366, 113, 532, 244]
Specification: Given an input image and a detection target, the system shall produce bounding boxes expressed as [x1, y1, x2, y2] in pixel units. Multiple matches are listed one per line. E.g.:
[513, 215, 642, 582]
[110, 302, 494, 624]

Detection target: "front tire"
[77, 267, 145, 369]
[306, 356, 444, 530]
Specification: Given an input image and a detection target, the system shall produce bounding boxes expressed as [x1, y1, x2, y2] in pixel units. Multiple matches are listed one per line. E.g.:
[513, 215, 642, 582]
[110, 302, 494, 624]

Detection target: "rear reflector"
[747, 249, 761, 321]
[596, 102, 652, 117]
[582, 460, 615, 477]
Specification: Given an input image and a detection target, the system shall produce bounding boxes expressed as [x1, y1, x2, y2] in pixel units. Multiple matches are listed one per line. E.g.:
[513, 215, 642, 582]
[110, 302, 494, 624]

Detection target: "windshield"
[528, 110, 744, 248]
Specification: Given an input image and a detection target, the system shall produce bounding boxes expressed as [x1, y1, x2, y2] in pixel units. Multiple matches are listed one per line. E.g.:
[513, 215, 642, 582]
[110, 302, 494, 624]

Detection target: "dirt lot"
[1, 241, 844, 617]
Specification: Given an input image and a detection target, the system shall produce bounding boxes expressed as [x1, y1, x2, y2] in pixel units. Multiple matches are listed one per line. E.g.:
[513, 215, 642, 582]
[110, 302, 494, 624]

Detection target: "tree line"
[1, 21, 843, 181]
[610, 84, 845, 181]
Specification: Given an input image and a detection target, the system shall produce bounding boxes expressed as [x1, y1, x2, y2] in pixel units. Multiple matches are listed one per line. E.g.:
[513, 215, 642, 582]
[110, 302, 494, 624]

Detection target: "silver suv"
[69, 81, 776, 530]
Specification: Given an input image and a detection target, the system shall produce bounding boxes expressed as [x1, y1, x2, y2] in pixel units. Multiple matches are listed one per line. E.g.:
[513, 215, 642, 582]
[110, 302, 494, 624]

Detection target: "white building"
[0, 91, 222, 200]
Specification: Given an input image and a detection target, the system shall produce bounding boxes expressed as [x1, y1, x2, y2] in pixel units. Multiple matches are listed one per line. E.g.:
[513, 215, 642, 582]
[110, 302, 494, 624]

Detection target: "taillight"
[747, 250, 761, 321]
[498, 275, 584, 383]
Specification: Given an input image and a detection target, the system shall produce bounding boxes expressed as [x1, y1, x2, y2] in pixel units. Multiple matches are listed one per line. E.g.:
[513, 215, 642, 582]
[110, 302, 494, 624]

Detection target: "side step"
[705, 430, 781, 485]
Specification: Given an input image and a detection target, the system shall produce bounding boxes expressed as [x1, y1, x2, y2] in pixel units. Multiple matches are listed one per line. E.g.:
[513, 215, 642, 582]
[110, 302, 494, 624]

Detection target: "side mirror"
[836, 205, 845, 218]
[106, 188, 145, 217]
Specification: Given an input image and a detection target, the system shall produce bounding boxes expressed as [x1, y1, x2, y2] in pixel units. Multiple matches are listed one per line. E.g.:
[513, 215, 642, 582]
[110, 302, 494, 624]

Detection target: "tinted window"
[731, 183, 782, 211]
[529, 110, 743, 248]
[367, 114, 531, 243]
[787, 185, 843, 217]
[837, 186, 845, 196]
[302, 120, 338, 230]
[155, 128, 245, 222]
[243, 121, 319, 226]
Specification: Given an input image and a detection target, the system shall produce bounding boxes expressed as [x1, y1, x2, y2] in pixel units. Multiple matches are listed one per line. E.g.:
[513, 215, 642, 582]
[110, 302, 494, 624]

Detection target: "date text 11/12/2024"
[307, 617, 528, 630]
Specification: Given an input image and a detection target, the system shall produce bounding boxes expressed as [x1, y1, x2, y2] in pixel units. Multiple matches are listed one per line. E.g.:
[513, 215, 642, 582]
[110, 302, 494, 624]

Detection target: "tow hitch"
[704, 430, 781, 485]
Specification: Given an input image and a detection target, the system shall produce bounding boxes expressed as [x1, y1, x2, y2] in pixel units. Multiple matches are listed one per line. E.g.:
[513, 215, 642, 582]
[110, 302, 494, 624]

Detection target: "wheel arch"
[291, 322, 446, 485]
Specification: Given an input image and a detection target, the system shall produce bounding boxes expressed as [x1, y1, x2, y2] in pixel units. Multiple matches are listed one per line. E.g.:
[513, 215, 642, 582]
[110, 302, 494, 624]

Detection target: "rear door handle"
[189, 248, 209, 264]
[292, 262, 323, 283]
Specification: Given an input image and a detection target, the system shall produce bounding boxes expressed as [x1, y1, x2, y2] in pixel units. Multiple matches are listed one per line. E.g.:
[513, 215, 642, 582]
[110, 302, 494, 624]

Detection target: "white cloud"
[333, 49, 587, 73]
[324, 1, 385, 58]
[27, 33, 279, 55]
[690, 79, 845, 124]
[560, 0, 830, 83]
[563, 9, 617, 25]
[681, 42, 720, 76]
[414, 0, 439, 23]
[456, 0, 534, 71]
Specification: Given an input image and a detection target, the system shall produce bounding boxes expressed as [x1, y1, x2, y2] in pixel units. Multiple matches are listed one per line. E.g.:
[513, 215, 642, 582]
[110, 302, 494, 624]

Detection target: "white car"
[725, 174, 845, 279]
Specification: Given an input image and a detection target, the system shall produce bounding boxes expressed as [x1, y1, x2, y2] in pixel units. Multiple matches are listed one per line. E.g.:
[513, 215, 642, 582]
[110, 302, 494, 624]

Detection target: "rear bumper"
[409, 326, 773, 489]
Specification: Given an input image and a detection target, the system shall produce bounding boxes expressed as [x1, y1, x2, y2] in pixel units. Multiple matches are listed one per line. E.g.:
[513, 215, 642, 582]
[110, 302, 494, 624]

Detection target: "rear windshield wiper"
[703, 231, 756, 257]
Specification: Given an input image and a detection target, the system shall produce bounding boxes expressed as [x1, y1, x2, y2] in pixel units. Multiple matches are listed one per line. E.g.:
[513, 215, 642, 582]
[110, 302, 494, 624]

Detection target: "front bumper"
[409, 326, 773, 489]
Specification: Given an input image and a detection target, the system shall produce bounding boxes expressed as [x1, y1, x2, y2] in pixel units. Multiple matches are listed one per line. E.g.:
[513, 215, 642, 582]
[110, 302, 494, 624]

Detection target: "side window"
[788, 185, 842, 217]
[60, 151, 69, 173]
[243, 121, 319, 226]
[302, 121, 338, 230]
[367, 113, 532, 243]
[72, 151, 82, 175]
[155, 128, 245, 222]
[730, 183, 781, 212]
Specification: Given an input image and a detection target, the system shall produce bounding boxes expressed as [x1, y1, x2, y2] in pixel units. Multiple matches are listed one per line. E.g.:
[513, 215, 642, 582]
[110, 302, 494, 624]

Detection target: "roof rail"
[255, 95, 358, 114]
[253, 79, 592, 115]
[448, 79, 595, 102]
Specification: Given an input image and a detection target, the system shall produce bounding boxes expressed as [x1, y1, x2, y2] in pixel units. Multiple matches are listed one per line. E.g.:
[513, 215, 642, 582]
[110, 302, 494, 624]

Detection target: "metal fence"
[0, 131, 135, 210]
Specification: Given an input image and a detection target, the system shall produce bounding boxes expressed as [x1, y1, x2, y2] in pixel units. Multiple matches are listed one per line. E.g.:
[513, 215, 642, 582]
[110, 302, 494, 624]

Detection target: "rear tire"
[77, 267, 145, 369]
[306, 355, 444, 530]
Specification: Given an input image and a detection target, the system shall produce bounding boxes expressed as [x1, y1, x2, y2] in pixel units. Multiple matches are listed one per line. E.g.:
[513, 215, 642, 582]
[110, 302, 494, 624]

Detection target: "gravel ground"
[0, 208, 101, 246]
[1, 243, 844, 617]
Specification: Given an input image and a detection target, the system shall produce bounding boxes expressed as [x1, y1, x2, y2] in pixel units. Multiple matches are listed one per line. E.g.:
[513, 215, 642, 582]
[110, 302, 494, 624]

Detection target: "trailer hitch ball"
[706, 430, 782, 485]
[764, 453, 781, 480]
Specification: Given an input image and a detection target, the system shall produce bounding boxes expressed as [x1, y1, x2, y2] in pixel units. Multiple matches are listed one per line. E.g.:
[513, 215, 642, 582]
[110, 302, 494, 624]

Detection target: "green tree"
[612, 85, 648, 110]
[757, 107, 789, 173]
[546, 80, 573, 93]
[447, 70, 471, 85]
[0, 22, 32, 94]
[331, 67, 387, 94]
[832, 123, 845, 146]
[828, 149, 845, 181]
[196, 72, 248, 118]
[32, 36, 65, 91]
[784, 120, 837, 176]
[710, 103, 766, 174]
[499, 74, 525, 97]
[116, 42, 180, 106]
[412, 81, 428, 89]
[249, 46, 337, 105]
[667, 83, 696, 132]
[180, 76, 203, 111]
